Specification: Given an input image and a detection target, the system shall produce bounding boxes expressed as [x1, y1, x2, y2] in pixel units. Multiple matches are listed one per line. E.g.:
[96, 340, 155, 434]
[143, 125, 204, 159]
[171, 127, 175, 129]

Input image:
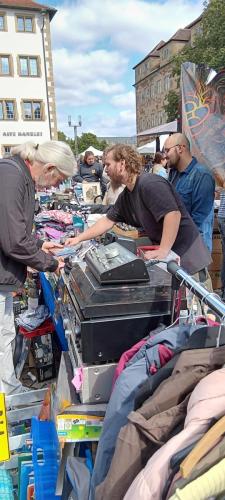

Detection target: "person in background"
[73, 150, 102, 182]
[89, 161, 124, 214]
[152, 152, 168, 179]
[0, 141, 76, 395]
[144, 155, 153, 173]
[73, 150, 106, 195]
[65, 144, 211, 278]
[166, 133, 215, 252]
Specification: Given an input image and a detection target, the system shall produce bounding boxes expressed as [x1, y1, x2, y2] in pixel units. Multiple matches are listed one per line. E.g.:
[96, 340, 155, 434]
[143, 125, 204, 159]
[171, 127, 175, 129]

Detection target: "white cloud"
[81, 109, 137, 137]
[53, 48, 127, 105]
[51, 0, 203, 54]
[111, 91, 135, 108]
[57, 106, 136, 138]
[51, 0, 203, 136]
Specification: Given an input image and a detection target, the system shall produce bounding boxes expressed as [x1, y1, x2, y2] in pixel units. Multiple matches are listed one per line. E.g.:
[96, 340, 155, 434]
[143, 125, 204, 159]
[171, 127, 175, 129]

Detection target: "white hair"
[11, 141, 77, 177]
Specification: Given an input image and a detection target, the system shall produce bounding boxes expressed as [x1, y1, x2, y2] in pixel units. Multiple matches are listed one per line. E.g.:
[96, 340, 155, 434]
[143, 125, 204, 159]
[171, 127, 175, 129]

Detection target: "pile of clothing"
[69, 322, 225, 500]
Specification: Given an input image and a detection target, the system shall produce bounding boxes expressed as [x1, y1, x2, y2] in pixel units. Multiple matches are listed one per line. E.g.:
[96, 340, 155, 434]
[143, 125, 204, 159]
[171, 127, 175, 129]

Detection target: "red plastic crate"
[19, 318, 55, 339]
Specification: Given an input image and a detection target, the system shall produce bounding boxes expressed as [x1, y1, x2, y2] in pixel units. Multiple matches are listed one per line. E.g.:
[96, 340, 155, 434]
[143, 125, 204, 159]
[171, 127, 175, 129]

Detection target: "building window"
[0, 13, 6, 31]
[150, 84, 155, 98]
[164, 75, 171, 92]
[156, 80, 161, 95]
[16, 15, 34, 33]
[0, 55, 12, 76]
[0, 100, 16, 120]
[19, 56, 39, 77]
[2, 145, 13, 157]
[22, 100, 43, 120]
[162, 47, 169, 61]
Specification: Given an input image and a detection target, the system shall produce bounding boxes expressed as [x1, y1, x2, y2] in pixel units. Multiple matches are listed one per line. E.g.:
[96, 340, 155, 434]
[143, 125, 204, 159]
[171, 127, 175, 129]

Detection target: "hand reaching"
[64, 236, 81, 247]
[42, 241, 63, 254]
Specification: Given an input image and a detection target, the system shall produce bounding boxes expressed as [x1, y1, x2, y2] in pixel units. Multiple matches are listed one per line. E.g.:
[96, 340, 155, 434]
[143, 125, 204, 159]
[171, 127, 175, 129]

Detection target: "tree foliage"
[57, 131, 108, 155]
[163, 90, 179, 122]
[77, 133, 108, 153]
[173, 0, 225, 76]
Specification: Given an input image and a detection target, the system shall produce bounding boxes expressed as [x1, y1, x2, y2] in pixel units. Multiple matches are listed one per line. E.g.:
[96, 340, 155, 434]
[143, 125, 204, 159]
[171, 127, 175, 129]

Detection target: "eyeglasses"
[164, 144, 181, 154]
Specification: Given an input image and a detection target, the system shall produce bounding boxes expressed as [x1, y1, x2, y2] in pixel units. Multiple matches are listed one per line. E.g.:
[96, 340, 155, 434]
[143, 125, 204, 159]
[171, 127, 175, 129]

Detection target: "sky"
[47, 0, 203, 139]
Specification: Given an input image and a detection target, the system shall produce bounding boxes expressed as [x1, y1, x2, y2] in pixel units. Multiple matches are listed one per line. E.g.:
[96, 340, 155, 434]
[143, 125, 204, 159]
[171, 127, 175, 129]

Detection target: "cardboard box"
[209, 252, 223, 271]
[209, 270, 221, 290]
[57, 413, 104, 442]
[212, 232, 222, 253]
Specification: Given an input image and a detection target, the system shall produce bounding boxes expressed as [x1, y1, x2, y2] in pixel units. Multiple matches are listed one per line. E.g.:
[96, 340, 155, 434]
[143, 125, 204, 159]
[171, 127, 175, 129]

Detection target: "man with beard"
[0, 140, 76, 395]
[166, 133, 215, 252]
[65, 144, 211, 276]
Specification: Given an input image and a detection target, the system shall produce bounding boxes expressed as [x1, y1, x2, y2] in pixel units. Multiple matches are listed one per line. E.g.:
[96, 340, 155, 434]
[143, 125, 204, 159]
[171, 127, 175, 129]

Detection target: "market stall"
[1, 181, 225, 500]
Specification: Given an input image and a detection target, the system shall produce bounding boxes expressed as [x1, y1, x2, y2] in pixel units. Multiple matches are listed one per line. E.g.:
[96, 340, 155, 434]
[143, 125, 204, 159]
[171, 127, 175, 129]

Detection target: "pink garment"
[41, 210, 72, 225]
[149, 345, 173, 374]
[112, 341, 173, 385]
[196, 316, 220, 327]
[112, 338, 147, 387]
[124, 368, 225, 500]
[44, 227, 65, 239]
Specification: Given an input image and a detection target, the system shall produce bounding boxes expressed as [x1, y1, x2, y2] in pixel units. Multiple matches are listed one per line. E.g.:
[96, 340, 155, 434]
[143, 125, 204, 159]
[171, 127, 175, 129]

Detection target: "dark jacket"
[0, 156, 58, 292]
[73, 161, 103, 183]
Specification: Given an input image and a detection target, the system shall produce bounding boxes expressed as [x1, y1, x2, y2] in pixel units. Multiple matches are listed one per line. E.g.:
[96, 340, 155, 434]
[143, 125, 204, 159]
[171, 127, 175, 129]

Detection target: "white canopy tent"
[81, 145, 103, 156]
[137, 135, 169, 155]
[137, 141, 156, 154]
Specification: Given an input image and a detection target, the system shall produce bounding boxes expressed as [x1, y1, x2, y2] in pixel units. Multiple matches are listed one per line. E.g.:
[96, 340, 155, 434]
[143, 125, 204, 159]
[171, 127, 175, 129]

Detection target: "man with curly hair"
[66, 144, 211, 275]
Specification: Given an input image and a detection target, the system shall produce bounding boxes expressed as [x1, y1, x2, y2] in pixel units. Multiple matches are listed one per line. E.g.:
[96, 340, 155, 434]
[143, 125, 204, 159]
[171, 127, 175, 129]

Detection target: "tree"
[163, 90, 179, 122]
[57, 131, 108, 156]
[77, 133, 108, 154]
[57, 130, 75, 154]
[57, 130, 68, 142]
[173, 0, 225, 76]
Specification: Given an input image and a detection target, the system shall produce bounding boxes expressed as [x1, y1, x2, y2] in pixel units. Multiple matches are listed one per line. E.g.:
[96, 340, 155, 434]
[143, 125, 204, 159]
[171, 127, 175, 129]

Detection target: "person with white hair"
[0, 140, 76, 395]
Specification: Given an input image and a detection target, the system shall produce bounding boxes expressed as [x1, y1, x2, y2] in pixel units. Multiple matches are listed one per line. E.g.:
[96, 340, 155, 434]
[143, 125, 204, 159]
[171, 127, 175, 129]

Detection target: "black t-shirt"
[107, 173, 211, 275]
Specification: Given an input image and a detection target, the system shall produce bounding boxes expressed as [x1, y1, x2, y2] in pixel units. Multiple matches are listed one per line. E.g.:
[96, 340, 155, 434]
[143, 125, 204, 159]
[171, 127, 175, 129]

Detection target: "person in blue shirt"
[166, 133, 215, 252]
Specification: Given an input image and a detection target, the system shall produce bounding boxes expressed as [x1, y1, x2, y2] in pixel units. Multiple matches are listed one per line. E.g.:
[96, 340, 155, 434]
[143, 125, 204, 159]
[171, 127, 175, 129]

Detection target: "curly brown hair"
[106, 144, 143, 177]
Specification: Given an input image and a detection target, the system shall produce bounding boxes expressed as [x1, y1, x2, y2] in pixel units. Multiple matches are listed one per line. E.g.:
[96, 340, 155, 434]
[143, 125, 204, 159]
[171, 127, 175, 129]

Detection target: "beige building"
[134, 16, 202, 145]
[0, 0, 58, 157]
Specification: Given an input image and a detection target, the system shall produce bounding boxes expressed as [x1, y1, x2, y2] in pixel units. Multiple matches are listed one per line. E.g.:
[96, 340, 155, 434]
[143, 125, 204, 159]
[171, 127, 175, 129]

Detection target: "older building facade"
[134, 16, 202, 145]
[0, 0, 58, 157]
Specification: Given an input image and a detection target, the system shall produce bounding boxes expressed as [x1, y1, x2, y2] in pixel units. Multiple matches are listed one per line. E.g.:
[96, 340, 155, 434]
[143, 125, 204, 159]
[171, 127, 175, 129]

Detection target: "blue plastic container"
[0, 470, 14, 500]
[31, 417, 61, 500]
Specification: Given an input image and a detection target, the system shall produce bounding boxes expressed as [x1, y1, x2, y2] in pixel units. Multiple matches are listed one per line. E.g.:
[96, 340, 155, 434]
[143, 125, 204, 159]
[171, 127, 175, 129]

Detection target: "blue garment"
[89, 325, 192, 498]
[169, 157, 215, 251]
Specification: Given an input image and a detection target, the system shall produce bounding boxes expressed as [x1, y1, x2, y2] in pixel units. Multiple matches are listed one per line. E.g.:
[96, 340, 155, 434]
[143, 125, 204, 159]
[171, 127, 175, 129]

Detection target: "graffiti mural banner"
[181, 62, 225, 185]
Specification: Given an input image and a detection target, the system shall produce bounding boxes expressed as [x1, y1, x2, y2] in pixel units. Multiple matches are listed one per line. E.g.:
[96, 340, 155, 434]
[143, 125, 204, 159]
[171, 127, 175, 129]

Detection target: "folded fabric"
[124, 368, 225, 500]
[169, 457, 225, 500]
[37, 210, 72, 225]
[44, 227, 65, 239]
[16, 305, 50, 331]
[112, 325, 166, 386]
[90, 325, 192, 499]
[162, 441, 198, 500]
[167, 435, 225, 498]
[96, 346, 225, 500]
